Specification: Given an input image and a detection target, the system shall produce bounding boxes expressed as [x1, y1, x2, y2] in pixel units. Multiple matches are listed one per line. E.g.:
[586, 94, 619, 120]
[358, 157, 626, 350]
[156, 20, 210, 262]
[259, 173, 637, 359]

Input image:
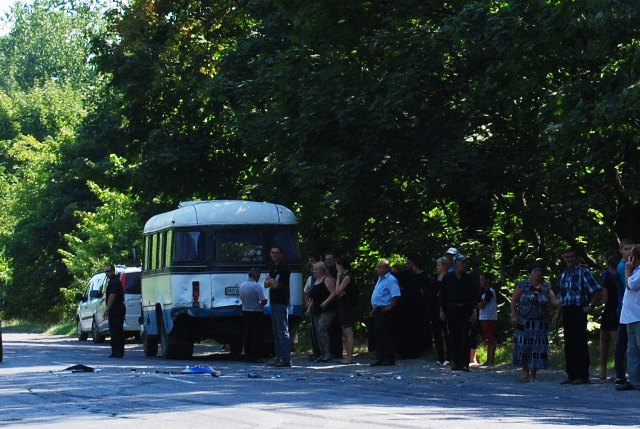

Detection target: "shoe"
[338, 359, 354, 365]
[616, 382, 634, 391]
[266, 359, 282, 367]
[560, 378, 574, 385]
[614, 377, 627, 385]
[571, 378, 590, 385]
[273, 361, 291, 368]
[107, 354, 115, 358]
[370, 361, 384, 366]
[436, 360, 446, 365]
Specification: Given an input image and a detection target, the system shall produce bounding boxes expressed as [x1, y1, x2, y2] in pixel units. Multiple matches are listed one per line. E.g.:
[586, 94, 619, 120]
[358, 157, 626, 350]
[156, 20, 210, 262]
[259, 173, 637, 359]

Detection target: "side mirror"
[75, 292, 86, 302]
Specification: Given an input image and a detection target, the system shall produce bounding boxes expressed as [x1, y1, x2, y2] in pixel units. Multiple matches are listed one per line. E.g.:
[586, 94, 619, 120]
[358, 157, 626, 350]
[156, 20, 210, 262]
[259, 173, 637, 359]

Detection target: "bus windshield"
[216, 231, 264, 263]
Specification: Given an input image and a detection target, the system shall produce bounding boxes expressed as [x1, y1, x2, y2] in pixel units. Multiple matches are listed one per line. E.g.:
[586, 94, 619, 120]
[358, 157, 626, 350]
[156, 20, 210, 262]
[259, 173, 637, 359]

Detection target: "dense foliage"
[0, 0, 639, 321]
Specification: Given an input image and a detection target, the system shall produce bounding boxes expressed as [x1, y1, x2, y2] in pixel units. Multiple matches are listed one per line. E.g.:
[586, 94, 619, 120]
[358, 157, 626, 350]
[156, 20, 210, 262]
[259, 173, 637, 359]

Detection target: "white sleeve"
[628, 269, 640, 291]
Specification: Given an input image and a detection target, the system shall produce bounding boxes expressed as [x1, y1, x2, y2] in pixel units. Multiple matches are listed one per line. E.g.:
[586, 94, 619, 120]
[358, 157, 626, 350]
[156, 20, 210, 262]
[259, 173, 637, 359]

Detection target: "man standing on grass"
[555, 248, 601, 385]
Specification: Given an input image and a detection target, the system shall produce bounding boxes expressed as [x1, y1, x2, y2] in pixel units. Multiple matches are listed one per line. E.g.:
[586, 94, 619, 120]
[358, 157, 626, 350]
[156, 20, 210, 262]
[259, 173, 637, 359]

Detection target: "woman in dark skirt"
[336, 257, 358, 364]
[599, 253, 620, 380]
[511, 263, 559, 382]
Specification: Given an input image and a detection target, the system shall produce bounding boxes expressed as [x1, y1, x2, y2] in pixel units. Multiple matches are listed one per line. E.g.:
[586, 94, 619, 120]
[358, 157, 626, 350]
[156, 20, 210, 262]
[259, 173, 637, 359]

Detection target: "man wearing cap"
[239, 268, 267, 362]
[370, 259, 401, 366]
[445, 248, 459, 273]
[439, 253, 478, 371]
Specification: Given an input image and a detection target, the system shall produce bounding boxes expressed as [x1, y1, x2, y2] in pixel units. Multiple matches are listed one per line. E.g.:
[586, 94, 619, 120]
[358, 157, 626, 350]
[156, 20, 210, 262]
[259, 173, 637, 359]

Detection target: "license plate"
[225, 286, 239, 296]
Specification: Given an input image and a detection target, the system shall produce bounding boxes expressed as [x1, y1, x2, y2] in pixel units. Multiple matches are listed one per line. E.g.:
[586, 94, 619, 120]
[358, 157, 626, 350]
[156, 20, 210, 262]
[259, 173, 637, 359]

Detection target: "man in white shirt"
[617, 245, 640, 391]
[239, 268, 267, 362]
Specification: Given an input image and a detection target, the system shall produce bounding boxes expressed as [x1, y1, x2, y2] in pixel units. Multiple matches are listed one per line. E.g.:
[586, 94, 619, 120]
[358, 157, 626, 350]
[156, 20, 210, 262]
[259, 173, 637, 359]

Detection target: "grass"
[1, 319, 75, 336]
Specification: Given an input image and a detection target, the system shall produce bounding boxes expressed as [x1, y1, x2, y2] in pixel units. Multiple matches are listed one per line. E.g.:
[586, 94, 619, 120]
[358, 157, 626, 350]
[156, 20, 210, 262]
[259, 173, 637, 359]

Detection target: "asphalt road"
[0, 332, 638, 429]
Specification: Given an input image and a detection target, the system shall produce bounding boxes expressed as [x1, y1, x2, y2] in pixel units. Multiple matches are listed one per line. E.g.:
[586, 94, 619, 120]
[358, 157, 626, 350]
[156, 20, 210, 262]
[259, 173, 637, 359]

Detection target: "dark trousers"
[309, 315, 321, 357]
[108, 304, 126, 357]
[431, 317, 447, 363]
[372, 308, 396, 364]
[243, 311, 263, 361]
[446, 307, 472, 369]
[615, 323, 628, 380]
[562, 306, 590, 380]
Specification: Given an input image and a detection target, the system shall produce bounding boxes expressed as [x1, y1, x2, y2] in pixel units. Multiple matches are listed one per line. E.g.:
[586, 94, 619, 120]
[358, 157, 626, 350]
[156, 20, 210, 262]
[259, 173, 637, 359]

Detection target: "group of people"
[493, 241, 640, 389]
[605, 239, 640, 392]
[238, 248, 360, 367]
[236, 239, 640, 391]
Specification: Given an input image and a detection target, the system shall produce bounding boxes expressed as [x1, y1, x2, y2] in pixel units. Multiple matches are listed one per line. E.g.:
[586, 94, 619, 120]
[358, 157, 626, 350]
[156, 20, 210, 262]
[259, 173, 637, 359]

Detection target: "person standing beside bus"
[265, 245, 291, 367]
[239, 268, 267, 363]
[103, 264, 125, 358]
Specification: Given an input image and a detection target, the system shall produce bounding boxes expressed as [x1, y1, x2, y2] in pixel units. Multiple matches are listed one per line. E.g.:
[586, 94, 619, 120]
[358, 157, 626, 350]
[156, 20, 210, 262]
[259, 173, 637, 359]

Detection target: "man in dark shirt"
[103, 264, 125, 358]
[265, 245, 291, 367]
[439, 254, 478, 371]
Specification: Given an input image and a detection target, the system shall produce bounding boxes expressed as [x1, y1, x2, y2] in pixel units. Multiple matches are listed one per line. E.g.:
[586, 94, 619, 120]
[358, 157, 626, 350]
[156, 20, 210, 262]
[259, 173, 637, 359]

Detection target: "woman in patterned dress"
[511, 263, 559, 382]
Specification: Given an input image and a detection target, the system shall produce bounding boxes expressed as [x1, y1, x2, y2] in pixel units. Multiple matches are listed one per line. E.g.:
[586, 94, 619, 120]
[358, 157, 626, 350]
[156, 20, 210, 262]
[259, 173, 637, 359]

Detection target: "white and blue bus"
[140, 200, 302, 358]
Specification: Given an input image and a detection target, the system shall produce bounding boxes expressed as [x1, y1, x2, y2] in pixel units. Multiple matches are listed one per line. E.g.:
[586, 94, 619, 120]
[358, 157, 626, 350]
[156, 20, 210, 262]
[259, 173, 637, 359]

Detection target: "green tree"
[0, 0, 107, 321]
[60, 180, 142, 316]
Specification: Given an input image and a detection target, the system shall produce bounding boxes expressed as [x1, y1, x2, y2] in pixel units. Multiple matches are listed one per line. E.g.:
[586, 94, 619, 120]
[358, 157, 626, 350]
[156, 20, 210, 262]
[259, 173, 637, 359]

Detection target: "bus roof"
[143, 200, 297, 234]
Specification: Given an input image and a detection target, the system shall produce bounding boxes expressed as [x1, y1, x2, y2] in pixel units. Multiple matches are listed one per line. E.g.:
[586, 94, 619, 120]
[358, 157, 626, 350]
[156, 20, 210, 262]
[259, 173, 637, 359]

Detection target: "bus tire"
[159, 317, 179, 359]
[229, 339, 243, 357]
[179, 342, 194, 359]
[142, 331, 158, 357]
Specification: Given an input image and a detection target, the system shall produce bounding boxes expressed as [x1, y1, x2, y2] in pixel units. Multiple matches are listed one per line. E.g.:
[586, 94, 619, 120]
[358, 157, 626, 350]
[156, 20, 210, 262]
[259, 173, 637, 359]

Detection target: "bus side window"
[174, 231, 203, 262]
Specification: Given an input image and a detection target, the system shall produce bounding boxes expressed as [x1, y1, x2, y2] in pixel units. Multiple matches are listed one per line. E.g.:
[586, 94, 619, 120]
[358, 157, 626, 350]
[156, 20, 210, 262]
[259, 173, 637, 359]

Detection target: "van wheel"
[158, 317, 179, 359]
[77, 319, 88, 341]
[92, 319, 106, 344]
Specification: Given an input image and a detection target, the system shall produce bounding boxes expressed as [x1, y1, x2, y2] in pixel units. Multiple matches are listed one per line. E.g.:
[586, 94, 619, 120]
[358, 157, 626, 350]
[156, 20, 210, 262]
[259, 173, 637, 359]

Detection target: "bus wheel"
[179, 343, 194, 359]
[159, 317, 179, 359]
[142, 330, 158, 357]
[229, 339, 243, 357]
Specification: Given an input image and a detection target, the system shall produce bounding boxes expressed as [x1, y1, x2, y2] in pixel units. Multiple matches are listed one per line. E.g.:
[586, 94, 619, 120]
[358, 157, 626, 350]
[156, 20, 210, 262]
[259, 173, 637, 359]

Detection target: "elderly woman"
[511, 263, 559, 382]
[308, 261, 338, 362]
